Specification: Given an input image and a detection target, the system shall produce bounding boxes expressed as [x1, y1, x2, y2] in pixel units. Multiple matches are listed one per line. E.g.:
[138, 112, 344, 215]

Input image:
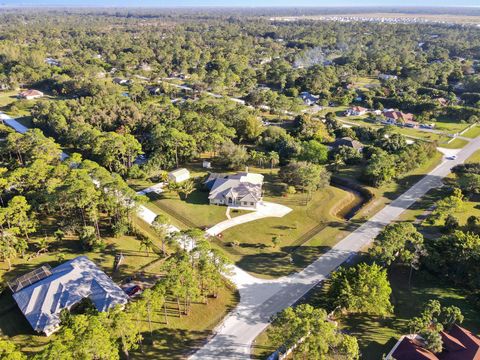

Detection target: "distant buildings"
[206, 171, 264, 209]
[300, 91, 319, 106]
[386, 325, 480, 360]
[10, 256, 129, 336]
[17, 89, 44, 100]
[332, 137, 364, 151]
[44, 57, 61, 67]
[112, 77, 131, 86]
[345, 106, 368, 116]
[379, 74, 398, 81]
[382, 110, 417, 128]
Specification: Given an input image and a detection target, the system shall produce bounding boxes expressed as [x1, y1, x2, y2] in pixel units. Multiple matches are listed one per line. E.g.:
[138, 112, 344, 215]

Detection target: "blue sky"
[1, 0, 479, 7]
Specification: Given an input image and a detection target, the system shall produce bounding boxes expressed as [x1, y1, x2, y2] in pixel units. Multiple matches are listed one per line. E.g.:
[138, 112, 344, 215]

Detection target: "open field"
[138, 166, 358, 278]
[251, 267, 480, 360]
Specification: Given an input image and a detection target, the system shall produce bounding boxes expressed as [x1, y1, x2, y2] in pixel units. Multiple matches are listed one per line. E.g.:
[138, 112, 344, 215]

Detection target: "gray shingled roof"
[208, 172, 263, 203]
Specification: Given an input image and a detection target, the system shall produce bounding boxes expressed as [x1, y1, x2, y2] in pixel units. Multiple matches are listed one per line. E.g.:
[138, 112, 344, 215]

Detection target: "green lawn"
[467, 149, 480, 163]
[141, 167, 359, 279]
[438, 137, 469, 149]
[251, 267, 480, 360]
[216, 183, 357, 278]
[0, 214, 239, 358]
[147, 189, 229, 229]
[351, 76, 381, 91]
[341, 116, 447, 143]
[140, 150, 442, 280]
[461, 125, 480, 139]
[129, 282, 239, 360]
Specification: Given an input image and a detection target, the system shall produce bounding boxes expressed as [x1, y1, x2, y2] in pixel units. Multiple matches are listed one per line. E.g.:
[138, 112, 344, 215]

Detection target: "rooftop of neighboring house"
[18, 89, 43, 97]
[332, 137, 364, 150]
[351, 106, 368, 112]
[383, 110, 415, 122]
[388, 325, 480, 360]
[12, 256, 129, 336]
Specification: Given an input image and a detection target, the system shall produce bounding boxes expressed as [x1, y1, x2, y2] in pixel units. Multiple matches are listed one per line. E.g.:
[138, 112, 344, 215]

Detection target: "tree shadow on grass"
[342, 313, 400, 360]
[236, 245, 332, 278]
[132, 327, 211, 360]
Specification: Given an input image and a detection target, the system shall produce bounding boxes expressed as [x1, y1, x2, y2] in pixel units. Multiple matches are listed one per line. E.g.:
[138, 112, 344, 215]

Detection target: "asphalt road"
[3, 110, 478, 359]
[190, 136, 480, 360]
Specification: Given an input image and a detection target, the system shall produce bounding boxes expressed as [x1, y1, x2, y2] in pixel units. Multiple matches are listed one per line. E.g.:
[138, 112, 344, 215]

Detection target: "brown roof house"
[386, 325, 480, 360]
[345, 106, 368, 116]
[383, 110, 418, 128]
[18, 89, 44, 100]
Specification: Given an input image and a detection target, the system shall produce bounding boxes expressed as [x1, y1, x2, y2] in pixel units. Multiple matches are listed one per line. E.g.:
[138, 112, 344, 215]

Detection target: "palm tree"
[152, 214, 170, 257]
[179, 179, 195, 200]
[268, 151, 280, 171]
[139, 236, 155, 257]
[249, 150, 258, 166]
[257, 152, 267, 168]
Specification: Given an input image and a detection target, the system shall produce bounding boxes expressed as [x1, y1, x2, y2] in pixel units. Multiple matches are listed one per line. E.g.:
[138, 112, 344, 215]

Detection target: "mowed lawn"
[0, 214, 239, 358]
[138, 167, 359, 278]
[251, 268, 480, 360]
[439, 137, 470, 149]
[216, 184, 355, 278]
[146, 189, 229, 229]
[130, 283, 239, 360]
[461, 124, 480, 139]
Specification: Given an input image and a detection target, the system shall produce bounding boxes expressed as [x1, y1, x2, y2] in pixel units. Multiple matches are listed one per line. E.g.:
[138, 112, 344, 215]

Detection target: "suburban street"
[190, 136, 480, 360]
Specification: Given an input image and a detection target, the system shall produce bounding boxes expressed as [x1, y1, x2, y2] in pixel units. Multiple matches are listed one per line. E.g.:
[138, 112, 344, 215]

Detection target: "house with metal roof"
[206, 172, 263, 209]
[11, 256, 129, 336]
[168, 168, 190, 183]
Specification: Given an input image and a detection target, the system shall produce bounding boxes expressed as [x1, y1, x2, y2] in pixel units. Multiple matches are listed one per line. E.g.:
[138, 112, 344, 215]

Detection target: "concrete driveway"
[205, 201, 292, 236]
[190, 137, 480, 360]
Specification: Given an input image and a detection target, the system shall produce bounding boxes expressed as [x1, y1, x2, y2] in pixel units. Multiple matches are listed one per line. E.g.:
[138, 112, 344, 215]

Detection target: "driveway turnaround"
[190, 137, 480, 360]
[206, 201, 292, 236]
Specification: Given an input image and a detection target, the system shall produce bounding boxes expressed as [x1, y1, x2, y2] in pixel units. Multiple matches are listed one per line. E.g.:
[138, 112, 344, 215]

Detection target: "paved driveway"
[190, 137, 480, 360]
[206, 201, 292, 236]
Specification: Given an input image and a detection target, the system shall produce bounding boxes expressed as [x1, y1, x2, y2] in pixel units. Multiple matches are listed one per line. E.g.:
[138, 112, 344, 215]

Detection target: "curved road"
[190, 137, 480, 360]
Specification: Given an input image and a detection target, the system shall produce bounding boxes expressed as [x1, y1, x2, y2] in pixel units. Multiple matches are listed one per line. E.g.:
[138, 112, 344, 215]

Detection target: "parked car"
[125, 285, 143, 297]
